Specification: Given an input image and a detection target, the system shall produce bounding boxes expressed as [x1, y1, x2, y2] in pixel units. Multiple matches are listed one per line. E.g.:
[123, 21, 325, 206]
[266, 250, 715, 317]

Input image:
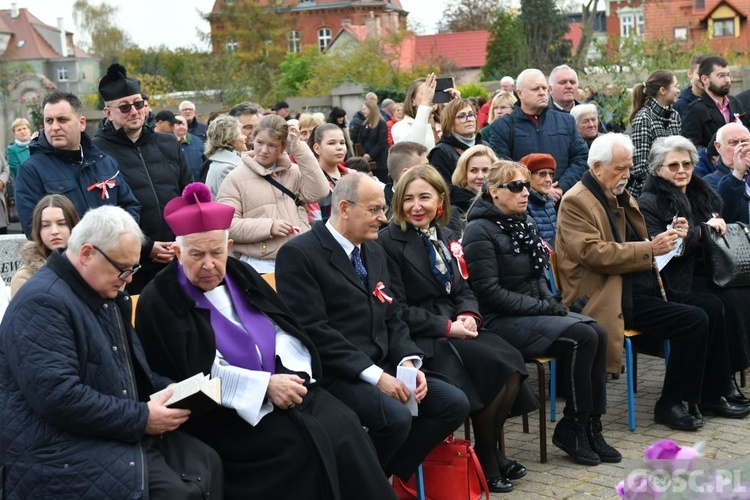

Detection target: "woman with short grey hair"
[203, 115, 247, 198]
[639, 135, 750, 409]
[570, 103, 600, 147]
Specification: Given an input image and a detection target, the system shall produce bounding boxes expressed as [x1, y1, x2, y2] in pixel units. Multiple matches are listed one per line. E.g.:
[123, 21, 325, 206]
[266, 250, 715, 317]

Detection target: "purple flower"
[645, 439, 700, 473]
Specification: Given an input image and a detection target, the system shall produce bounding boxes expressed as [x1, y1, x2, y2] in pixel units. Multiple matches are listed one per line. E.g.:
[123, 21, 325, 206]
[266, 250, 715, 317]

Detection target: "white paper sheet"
[397, 365, 419, 417]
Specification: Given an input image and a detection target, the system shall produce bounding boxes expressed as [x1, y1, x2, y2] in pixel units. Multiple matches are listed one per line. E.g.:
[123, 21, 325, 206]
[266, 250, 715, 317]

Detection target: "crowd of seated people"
[5, 59, 750, 498]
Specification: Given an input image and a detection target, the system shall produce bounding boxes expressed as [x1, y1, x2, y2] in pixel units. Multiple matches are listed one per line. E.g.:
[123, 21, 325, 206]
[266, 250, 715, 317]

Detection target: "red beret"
[519, 153, 557, 173]
[164, 183, 234, 236]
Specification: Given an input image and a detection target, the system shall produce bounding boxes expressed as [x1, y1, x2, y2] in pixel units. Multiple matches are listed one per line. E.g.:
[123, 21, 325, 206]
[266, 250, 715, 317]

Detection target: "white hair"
[587, 133, 633, 169]
[67, 206, 144, 253]
[570, 103, 598, 124]
[516, 69, 545, 91]
[179, 100, 195, 111]
[716, 122, 750, 144]
[548, 64, 578, 86]
[500, 76, 514, 86]
[331, 172, 371, 216]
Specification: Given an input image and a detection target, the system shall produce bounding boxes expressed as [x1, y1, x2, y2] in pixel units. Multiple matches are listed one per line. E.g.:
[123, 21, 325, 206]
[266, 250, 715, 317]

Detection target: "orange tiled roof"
[0, 7, 92, 61]
[413, 31, 490, 69]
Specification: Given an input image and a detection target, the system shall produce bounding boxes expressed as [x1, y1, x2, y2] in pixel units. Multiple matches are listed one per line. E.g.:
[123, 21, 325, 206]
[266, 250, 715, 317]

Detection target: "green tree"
[572, 0, 601, 70]
[521, 0, 571, 72]
[203, 0, 290, 103]
[481, 9, 529, 81]
[274, 46, 323, 100]
[436, 0, 499, 33]
[72, 0, 134, 70]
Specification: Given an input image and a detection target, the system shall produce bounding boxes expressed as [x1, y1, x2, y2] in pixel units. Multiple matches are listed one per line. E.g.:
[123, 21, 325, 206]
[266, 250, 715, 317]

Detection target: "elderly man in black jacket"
[276, 172, 469, 480]
[0, 206, 222, 499]
[93, 64, 193, 294]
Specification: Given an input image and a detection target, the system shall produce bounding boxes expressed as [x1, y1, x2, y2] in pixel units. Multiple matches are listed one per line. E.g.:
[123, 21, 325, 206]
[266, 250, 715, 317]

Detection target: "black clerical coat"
[135, 257, 393, 500]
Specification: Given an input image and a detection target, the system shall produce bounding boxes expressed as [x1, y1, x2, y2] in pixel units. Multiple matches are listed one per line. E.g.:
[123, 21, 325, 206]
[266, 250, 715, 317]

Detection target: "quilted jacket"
[0, 251, 170, 499]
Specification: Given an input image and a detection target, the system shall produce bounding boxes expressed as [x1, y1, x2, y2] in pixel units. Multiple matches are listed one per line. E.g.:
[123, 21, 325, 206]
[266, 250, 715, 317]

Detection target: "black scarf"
[494, 212, 549, 273]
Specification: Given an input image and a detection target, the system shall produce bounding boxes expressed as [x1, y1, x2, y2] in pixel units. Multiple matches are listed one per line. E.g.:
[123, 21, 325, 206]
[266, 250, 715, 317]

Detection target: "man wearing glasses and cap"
[14, 90, 141, 239]
[93, 63, 193, 294]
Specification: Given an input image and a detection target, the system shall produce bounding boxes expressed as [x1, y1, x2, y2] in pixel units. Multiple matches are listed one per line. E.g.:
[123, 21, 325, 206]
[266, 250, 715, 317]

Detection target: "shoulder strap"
[468, 445, 491, 500]
[262, 175, 304, 207]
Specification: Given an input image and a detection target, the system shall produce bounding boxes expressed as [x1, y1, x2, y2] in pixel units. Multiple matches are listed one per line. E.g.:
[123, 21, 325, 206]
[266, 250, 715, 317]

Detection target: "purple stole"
[178, 266, 276, 373]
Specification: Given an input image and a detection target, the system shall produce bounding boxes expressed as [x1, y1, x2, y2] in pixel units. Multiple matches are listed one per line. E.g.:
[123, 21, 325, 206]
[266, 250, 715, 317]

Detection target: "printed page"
[397, 365, 419, 417]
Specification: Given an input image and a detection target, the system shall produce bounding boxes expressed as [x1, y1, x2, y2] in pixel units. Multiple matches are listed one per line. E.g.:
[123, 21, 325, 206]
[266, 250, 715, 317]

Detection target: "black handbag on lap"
[701, 221, 750, 287]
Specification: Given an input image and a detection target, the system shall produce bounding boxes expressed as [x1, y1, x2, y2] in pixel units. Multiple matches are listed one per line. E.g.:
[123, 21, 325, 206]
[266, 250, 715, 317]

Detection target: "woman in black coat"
[378, 165, 538, 493]
[357, 100, 389, 183]
[639, 135, 750, 405]
[462, 160, 620, 467]
[428, 98, 486, 186]
[447, 145, 497, 234]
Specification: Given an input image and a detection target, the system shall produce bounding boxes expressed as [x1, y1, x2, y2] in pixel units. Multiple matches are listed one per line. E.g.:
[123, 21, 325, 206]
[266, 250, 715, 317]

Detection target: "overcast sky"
[1, 0, 448, 51]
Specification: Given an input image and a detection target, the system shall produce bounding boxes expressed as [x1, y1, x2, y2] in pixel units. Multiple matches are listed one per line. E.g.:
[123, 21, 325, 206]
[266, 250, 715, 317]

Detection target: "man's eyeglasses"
[498, 180, 531, 193]
[347, 201, 387, 216]
[93, 245, 141, 280]
[456, 112, 477, 123]
[661, 161, 694, 172]
[111, 100, 145, 114]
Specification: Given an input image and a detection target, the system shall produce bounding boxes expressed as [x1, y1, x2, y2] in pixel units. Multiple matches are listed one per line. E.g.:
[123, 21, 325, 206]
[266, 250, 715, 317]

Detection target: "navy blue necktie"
[351, 246, 368, 288]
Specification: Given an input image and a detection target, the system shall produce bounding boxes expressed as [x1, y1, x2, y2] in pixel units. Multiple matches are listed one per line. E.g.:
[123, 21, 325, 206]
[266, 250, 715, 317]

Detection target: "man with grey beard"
[555, 133, 747, 431]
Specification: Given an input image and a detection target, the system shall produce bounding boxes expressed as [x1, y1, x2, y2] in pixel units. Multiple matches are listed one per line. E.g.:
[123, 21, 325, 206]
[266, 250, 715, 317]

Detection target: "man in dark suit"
[276, 172, 469, 480]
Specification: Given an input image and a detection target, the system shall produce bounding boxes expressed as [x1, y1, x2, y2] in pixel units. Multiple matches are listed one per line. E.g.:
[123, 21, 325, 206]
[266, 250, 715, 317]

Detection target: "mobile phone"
[433, 77, 455, 104]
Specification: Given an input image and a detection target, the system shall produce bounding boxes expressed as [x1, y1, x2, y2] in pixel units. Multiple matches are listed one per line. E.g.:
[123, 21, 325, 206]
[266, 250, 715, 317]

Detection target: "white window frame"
[317, 27, 332, 52]
[226, 37, 238, 53]
[57, 66, 68, 82]
[288, 30, 301, 53]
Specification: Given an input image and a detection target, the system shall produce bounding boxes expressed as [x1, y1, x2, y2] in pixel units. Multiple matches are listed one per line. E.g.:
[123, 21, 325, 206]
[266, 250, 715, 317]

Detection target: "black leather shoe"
[688, 402, 704, 426]
[654, 400, 703, 431]
[701, 397, 750, 419]
[500, 460, 527, 480]
[727, 376, 750, 406]
[487, 476, 514, 493]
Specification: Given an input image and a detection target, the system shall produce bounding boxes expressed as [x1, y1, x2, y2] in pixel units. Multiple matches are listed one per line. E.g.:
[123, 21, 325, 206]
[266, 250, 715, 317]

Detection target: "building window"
[695, 0, 705, 9]
[226, 37, 238, 53]
[288, 30, 301, 53]
[713, 18, 735, 37]
[57, 66, 68, 81]
[674, 27, 688, 40]
[621, 14, 634, 37]
[636, 14, 644, 35]
[317, 27, 331, 52]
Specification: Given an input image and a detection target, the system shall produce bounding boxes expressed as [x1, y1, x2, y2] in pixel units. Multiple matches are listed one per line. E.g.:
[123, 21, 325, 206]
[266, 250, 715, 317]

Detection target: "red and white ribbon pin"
[449, 241, 469, 280]
[87, 171, 119, 200]
[372, 281, 393, 304]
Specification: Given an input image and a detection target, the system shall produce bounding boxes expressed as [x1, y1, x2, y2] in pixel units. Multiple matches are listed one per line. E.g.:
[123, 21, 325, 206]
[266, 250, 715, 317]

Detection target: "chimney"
[58, 18, 68, 57]
[365, 10, 381, 39]
[10, 3, 18, 18]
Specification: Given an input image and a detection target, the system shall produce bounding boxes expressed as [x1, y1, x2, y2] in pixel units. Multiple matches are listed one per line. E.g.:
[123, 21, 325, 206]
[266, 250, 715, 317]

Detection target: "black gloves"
[548, 298, 568, 316]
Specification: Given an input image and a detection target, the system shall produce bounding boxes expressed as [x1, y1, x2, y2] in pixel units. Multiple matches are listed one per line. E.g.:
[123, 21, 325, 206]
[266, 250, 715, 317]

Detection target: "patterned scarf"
[417, 225, 452, 291]
[494, 213, 549, 272]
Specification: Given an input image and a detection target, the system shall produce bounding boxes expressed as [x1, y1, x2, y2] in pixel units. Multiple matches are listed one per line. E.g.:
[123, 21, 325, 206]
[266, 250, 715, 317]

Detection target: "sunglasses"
[499, 180, 531, 193]
[661, 161, 694, 172]
[112, 100, 145, 114]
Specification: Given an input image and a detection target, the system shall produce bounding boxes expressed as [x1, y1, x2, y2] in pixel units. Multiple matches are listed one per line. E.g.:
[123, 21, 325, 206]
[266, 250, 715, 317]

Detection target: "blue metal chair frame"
[624, 332, 670, 431]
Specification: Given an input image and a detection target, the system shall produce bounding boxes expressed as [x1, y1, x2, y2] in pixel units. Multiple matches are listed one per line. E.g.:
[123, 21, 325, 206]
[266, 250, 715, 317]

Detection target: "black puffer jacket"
[428, 134, 485, 185]
[462, 195, 553, 316]
[93, 122, 193, 291]
[638, 173, 722, 291]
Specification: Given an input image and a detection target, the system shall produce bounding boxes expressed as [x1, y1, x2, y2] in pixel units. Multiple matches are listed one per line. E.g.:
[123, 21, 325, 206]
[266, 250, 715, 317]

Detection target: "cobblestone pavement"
[475, 355, 750, 499]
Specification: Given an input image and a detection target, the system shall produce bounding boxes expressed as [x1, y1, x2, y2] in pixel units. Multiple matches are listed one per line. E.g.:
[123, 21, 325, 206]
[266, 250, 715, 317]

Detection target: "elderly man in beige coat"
[556, 133, 749, 432]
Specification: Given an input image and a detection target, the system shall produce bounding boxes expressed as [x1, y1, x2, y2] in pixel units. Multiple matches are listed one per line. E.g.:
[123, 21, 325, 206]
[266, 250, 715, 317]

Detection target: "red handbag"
[393, 435, 490, 500]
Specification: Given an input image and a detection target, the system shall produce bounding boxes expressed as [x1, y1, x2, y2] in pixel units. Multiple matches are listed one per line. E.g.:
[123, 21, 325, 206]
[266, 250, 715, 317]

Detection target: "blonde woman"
[448, 145, 498, 233]
[480, 91, 517, 144]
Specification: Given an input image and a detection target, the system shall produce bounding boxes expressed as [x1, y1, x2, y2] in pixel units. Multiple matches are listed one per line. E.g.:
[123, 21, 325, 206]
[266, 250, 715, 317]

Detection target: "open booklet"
[150, 373, 221, 416]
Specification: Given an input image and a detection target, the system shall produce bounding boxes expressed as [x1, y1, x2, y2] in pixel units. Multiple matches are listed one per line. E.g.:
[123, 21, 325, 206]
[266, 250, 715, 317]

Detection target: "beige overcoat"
[555, 176, 654, 374]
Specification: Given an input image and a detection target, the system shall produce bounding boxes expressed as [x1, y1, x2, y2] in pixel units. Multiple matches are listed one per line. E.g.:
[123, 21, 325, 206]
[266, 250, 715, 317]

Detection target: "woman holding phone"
[392, 74, 460, 150]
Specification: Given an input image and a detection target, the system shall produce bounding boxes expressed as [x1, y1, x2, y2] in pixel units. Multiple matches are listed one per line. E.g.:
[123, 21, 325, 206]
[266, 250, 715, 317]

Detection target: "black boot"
[727, 375, 750, 405]
[552, 416, 601, 466]
[587, 416, 621, 463]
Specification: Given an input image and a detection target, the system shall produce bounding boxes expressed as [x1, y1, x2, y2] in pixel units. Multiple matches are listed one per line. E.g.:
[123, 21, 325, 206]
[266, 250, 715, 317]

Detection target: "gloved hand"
[548, 298, 568, 316]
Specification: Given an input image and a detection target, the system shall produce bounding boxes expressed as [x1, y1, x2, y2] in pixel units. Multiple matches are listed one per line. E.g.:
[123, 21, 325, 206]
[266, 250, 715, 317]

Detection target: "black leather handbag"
[701, 221, 750, 287]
